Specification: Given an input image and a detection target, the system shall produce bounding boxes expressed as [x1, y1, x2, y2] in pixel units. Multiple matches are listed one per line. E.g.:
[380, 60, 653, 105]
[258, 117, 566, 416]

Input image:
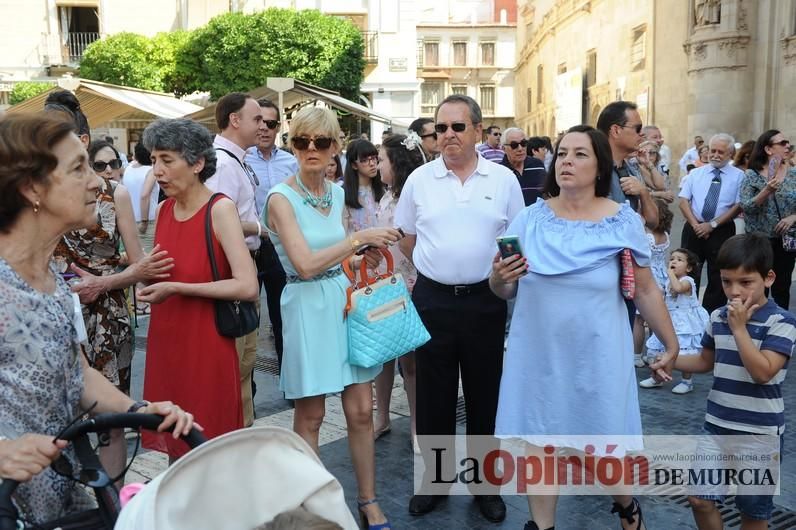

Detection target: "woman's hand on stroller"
[0, 434, 67, 482]
[140, 401, 203, 439]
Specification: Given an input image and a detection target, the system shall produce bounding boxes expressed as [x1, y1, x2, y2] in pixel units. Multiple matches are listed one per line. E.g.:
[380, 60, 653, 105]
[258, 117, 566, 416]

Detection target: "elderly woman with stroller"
[0, 113, 197, 526]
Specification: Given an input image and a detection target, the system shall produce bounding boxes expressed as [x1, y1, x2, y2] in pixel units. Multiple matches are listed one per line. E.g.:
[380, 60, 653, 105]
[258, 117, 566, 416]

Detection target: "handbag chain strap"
[204, 193, 225, 282]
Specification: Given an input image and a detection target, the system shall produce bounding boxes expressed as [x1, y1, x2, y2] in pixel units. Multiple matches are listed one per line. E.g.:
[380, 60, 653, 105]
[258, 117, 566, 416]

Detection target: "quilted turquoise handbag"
[343, 249, 431, 368]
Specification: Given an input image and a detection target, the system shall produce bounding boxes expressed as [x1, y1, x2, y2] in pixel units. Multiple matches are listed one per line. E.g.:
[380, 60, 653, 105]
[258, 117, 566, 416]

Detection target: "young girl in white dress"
[640, 247, 710, 394]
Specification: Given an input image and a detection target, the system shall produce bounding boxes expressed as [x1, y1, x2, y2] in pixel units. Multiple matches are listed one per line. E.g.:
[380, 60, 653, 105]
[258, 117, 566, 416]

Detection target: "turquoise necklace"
[296, 174, 333, 209]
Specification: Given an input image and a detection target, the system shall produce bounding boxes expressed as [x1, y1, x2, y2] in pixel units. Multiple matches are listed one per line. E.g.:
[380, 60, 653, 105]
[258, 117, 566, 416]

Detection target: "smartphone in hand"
[496, 235, 523, 260]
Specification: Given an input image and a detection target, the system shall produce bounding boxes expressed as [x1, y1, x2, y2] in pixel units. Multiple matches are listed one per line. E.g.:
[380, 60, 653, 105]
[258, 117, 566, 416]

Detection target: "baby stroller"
[0, 413, 206, 530]
[115, 425, 358, 529]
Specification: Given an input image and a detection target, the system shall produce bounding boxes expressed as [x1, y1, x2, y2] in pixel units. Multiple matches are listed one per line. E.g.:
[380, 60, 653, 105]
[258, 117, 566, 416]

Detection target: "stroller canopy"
[115, 426, 358, 530]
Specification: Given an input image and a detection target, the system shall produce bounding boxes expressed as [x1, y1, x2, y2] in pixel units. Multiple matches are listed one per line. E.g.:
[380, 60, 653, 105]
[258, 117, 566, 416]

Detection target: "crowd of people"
[1, 86, 795, 530]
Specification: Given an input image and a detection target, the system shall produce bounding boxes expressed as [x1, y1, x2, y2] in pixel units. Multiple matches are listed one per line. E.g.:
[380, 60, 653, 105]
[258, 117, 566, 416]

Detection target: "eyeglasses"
[617, 123, 642, 134]
[358, 155, 379, 165]
[504, 140, 528, 149]
[434, 122, 468, 134]
[291, 136, 334, 151]
[263, 120, 279, 130]
[92, 159, 123, 172]
[770, 139, 790, 147]
[491, 131, 502, 137]
[419, 132, 438, 140]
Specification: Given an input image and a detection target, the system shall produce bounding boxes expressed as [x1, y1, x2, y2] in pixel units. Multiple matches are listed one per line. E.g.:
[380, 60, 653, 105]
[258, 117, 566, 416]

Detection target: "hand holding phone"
[496, 235, 523, 260]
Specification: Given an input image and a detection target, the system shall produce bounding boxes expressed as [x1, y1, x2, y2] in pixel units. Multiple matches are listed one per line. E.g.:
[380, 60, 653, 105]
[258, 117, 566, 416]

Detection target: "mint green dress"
[264, 182, 381, 399]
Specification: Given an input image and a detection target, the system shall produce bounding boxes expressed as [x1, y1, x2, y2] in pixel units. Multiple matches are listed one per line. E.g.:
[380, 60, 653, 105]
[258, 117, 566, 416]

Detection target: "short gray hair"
[502, 127, 525, 142]
[642, 125, 660, 134]
[709, 133, 735, 150]
[143, 118, 217, 182]
[435, 94, 482, 125]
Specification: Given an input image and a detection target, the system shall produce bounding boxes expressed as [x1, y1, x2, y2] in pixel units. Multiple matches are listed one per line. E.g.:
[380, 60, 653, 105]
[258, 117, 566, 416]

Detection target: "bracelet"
[127, 400, 149, 414]
[349, 237, 361, 252]
[256, 221, 262, 238]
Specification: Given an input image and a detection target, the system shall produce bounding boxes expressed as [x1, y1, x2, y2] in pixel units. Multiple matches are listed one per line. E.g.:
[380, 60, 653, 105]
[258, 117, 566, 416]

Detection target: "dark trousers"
[413, 274, 507, 437]
[256, 238, 286, 370]
[681, 221, 736, 314]
[768, 237, 796, 310]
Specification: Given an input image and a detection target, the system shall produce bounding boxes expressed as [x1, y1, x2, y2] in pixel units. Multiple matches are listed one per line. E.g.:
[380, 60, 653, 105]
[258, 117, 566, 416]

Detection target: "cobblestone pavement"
[125, 211, 796, 529]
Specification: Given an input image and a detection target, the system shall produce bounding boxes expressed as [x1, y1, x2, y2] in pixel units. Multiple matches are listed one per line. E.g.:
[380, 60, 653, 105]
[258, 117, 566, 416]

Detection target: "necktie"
[700, 167, 722, 222]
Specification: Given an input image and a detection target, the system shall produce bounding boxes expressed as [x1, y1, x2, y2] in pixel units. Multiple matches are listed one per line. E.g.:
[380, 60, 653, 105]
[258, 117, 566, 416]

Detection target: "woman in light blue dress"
[489, 126, 678, 530]
[262, 107, 401, 530]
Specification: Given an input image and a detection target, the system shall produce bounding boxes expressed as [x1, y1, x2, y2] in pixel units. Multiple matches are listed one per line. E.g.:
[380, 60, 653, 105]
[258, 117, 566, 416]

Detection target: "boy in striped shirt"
[673, 233, 796, 529]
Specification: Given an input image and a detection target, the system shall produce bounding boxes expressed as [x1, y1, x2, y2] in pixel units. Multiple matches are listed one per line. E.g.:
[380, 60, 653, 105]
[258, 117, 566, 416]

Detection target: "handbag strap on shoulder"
[205, 193, 226, 282]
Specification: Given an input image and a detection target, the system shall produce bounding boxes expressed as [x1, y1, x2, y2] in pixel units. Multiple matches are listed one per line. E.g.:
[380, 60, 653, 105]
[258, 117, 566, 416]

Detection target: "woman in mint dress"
[489, 126, 678, 530]
[262, 107, 402, 530]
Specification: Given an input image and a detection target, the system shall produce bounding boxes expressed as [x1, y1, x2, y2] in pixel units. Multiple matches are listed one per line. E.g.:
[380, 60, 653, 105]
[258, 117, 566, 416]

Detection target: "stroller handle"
[0, 413, 206, 530]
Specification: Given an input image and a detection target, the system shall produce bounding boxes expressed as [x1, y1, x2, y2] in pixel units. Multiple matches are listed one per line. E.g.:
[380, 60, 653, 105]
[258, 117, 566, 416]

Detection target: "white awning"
[6, 78, 203, 127]
[186, 77, 394, 129]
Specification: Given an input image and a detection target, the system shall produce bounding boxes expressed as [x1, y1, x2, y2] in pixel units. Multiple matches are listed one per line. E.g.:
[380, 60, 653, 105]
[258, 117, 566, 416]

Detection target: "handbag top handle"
[204, 193, 226, 282]
[342, 247, 395, 289]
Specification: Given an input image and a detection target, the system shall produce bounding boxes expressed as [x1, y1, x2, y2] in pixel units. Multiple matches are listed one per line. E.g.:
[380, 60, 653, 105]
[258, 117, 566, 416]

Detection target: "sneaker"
[639, 377, 662, 388]
[672, 380, 694, 394]
[634, 354, 645, 368]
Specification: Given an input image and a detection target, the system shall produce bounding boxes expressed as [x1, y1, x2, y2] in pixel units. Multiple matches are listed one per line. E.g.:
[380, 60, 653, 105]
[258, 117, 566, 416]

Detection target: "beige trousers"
[235, 298, 259, 427]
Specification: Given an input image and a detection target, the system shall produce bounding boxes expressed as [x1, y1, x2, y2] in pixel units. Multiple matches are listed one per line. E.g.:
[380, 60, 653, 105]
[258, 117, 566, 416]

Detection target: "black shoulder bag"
[205, 193, 260, 337]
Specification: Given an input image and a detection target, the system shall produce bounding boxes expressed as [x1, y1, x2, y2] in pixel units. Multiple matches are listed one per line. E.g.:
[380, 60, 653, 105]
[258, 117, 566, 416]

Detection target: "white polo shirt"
[678, 163, 744, 222]
[394, 153, 524, 285]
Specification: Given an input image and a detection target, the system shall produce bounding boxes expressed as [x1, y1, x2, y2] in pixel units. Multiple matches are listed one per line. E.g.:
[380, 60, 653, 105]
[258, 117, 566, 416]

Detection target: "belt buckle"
[453, 285, 470, 296]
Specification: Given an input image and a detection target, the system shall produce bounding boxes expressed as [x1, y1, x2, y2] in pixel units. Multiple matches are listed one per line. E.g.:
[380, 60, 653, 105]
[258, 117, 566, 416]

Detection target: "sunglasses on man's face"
[420, 132, 438, 140]
[263, 120, 279, 130]
[434, 122, 468, 134]
[492, 131, 502, 137]
[505, 140, 528, 150]
[617, 123, 643, 134]
[92, 159, 123, 172]
[291, 136, 334, 151]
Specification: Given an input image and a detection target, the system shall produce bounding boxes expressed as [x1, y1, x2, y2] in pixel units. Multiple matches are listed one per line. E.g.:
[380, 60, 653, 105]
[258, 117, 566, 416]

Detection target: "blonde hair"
[253, 507, 342, 530]
[289, 107, 341, 152]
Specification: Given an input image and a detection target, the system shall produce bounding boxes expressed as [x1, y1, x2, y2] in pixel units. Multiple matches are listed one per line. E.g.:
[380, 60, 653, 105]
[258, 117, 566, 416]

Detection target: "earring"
[33, 200, 40, 213]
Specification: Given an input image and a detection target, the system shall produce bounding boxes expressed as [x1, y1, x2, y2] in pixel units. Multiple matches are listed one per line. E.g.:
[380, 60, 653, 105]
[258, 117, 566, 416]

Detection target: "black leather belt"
[418, 273, 490, 296]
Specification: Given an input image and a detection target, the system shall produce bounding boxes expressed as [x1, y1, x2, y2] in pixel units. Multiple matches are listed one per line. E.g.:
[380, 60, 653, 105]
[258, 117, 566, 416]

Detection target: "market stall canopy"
[186, 77, 393, 129]
[6, 78, 203, 127]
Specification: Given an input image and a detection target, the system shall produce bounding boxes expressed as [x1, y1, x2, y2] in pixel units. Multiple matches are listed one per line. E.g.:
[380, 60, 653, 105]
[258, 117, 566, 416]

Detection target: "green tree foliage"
[9, 81, 55, 105]
[79, 31, 188, 92]
[172, 8, 365, 100]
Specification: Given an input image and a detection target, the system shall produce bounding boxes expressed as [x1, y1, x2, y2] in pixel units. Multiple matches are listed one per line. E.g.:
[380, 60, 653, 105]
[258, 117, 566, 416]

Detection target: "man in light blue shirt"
[244, 98, 298, 376]
[245, 99, 299, 216]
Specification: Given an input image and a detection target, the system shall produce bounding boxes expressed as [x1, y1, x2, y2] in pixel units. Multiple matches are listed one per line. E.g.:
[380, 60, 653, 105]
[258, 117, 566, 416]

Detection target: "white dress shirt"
[678, 163, 744, 222]
[394, 153, 524, 285]
[679, 146, 699, 175]
[206, 135, 261, 251]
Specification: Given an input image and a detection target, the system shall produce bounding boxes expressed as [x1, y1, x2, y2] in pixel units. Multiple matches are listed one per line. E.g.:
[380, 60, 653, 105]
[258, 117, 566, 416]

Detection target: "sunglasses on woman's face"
[505, 140, 528, 150]
[434, 122, 468, 134]
[770, 139, 790, 147]
[291, 136, 334, 151]
[92, 159, 123, 172]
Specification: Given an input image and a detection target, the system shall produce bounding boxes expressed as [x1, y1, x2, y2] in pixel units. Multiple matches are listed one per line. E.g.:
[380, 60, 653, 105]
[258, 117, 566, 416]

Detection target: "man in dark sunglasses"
[244, 98, 298, 376]
[206, 92, 265, 427]
[395, 95, 524, 523]
[409, 117, 439, 159]
[500, 128, 546, 206]
[596, 100, 659, 231]
[476, 124, 504, 163]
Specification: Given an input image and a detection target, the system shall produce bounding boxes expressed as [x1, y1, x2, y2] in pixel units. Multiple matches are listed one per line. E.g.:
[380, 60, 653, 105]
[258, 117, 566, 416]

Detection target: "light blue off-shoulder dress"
[495, 199, 651, 452]
[264, 183, 381, 399]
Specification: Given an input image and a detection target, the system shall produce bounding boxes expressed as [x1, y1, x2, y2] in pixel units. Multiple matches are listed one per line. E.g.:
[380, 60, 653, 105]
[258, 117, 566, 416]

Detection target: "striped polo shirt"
[701, 300, 796, 435]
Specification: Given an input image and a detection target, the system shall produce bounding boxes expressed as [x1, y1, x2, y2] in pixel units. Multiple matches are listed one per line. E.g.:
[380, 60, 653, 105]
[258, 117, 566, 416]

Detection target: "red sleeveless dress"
[142, 197, 243, 457]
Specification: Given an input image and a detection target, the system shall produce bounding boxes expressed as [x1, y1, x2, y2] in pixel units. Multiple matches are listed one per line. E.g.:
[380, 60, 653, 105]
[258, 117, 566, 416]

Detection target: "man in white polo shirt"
[395, 94, 524, 522]
[205, 92, 266, 427]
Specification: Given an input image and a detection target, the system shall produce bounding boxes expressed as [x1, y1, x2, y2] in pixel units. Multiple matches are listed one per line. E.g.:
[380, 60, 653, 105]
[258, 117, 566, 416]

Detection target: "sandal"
[357, 498, 391, 530]
[610, 497, 644, 530]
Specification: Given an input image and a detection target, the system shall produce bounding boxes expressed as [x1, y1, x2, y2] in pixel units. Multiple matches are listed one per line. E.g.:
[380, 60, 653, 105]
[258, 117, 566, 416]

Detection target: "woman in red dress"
[138, 118, 258, 459]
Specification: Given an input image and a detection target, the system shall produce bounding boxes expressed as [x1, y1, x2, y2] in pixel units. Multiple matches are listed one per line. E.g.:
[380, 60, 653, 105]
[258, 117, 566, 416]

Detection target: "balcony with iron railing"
[40, 32, 101, 66]
[361, 31, 378, 64]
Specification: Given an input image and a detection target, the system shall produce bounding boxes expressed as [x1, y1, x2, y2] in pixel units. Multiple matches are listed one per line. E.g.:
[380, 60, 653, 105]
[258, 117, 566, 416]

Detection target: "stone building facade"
[515, 0, 796, 175]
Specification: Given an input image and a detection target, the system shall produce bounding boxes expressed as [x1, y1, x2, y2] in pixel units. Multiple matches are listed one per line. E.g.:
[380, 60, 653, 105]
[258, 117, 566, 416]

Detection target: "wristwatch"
[709, 220, 718, 229]
[127, 400, 149, 414]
